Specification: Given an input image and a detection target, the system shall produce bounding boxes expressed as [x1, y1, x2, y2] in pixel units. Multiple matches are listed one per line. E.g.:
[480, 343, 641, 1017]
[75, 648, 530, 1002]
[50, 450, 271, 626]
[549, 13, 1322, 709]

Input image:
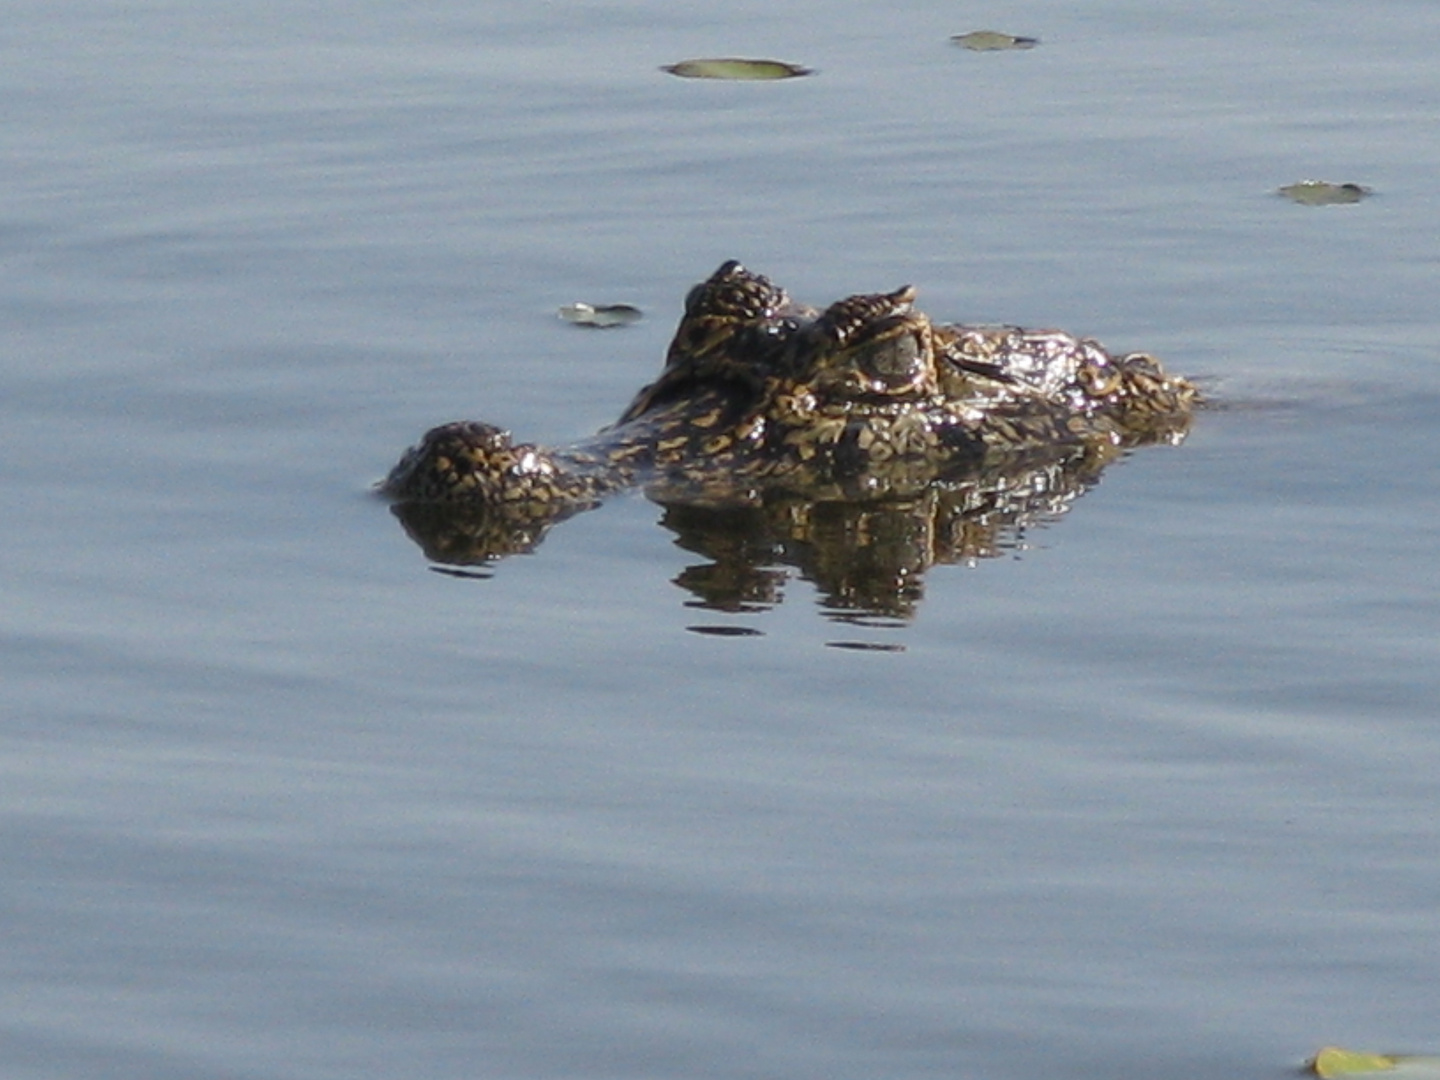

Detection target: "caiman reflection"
[384, 262, 1196, 618]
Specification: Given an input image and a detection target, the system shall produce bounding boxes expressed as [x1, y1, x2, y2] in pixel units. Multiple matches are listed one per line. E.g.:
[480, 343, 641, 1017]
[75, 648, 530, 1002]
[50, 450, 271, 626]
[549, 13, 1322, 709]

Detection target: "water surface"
[3, 2, 1439, 1078]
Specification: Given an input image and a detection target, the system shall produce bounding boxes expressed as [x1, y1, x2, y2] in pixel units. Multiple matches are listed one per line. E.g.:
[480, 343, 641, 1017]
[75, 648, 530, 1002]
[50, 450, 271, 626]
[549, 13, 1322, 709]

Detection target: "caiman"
[381, 260, 1197, 512]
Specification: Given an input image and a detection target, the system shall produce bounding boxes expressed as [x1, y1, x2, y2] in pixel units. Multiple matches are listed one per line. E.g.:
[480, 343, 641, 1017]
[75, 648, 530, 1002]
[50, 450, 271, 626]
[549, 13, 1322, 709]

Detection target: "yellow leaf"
[661, 58, 812, 80]
[1312, 1047, 1399, 1077]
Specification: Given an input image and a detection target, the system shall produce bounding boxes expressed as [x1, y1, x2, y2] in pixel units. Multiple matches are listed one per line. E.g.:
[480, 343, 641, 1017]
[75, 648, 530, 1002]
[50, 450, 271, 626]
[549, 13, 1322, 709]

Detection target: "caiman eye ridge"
[381, 261, 1198, 508]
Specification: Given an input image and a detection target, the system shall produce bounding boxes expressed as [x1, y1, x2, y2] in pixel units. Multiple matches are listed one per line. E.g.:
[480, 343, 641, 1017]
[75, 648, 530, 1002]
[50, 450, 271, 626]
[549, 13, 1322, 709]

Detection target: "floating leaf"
[1310, 1048, 1440, 1080]
[558, 302, 643, 328]
[1313, 1048, 1401, 1077]
[662, 58, 812, 80]
[1278, 180, 1371, 205]
[951, 31, 1039, 51]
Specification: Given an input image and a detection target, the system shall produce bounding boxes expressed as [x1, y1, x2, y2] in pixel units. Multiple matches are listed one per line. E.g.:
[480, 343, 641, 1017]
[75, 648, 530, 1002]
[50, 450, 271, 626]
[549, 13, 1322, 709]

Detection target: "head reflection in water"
[382, 262, 1196, 620]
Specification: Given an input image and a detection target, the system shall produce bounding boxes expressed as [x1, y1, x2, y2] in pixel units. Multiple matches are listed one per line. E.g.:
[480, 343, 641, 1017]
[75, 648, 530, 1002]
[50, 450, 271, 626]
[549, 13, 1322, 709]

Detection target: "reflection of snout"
[390, 498, 595, 566]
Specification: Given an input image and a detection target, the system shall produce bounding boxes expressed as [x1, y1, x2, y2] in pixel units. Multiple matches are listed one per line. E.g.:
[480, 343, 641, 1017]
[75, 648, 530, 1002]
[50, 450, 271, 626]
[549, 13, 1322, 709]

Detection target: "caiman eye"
[853, 323, 926, 389]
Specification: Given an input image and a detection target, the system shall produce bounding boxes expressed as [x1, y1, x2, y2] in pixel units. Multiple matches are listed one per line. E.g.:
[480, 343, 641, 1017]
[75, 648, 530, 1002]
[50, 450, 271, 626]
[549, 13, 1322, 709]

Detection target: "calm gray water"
[4, 2, 1440, 1078]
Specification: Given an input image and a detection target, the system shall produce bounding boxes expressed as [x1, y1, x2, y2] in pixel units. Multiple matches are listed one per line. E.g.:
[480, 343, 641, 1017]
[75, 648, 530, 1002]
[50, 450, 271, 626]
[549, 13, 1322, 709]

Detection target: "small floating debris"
[1310, 1047, 1440, 1079]
[950, 31, 1039, 51]
[662, 58, 813, 80]
[558, 302, 643, 328]
[1278, 180, 1371, 205]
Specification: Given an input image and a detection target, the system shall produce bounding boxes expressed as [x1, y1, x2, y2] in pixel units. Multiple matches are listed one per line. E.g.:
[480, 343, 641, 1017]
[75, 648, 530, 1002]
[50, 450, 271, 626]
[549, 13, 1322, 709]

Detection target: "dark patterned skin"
[380, 261, 1197, 508]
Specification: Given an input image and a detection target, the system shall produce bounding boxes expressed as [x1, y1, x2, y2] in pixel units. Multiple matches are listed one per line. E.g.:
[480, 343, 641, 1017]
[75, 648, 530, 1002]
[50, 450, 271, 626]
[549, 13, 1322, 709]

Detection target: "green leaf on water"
[661, 58, 812, 80]
[1311, 1048, 1440, 1079]
[558, 303, 643, 328]
[950, 31, 1039, 51]
[1278, 180, 1371, 205]
[1313, 1048, 1401, 1076]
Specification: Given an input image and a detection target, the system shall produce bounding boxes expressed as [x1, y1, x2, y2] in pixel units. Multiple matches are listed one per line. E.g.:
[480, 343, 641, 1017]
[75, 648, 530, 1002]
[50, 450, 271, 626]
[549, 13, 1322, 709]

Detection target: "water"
[3, 2, 1439, 1077]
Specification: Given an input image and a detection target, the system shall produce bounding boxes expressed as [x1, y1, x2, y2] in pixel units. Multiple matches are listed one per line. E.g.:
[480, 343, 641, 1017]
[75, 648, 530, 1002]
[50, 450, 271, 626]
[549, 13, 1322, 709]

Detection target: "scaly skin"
[380, 261, 1197, 508]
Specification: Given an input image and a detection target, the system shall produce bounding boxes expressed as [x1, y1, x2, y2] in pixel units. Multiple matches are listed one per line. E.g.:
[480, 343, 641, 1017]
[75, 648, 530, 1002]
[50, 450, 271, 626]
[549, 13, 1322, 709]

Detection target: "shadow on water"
[389, 438, 1176, 622]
